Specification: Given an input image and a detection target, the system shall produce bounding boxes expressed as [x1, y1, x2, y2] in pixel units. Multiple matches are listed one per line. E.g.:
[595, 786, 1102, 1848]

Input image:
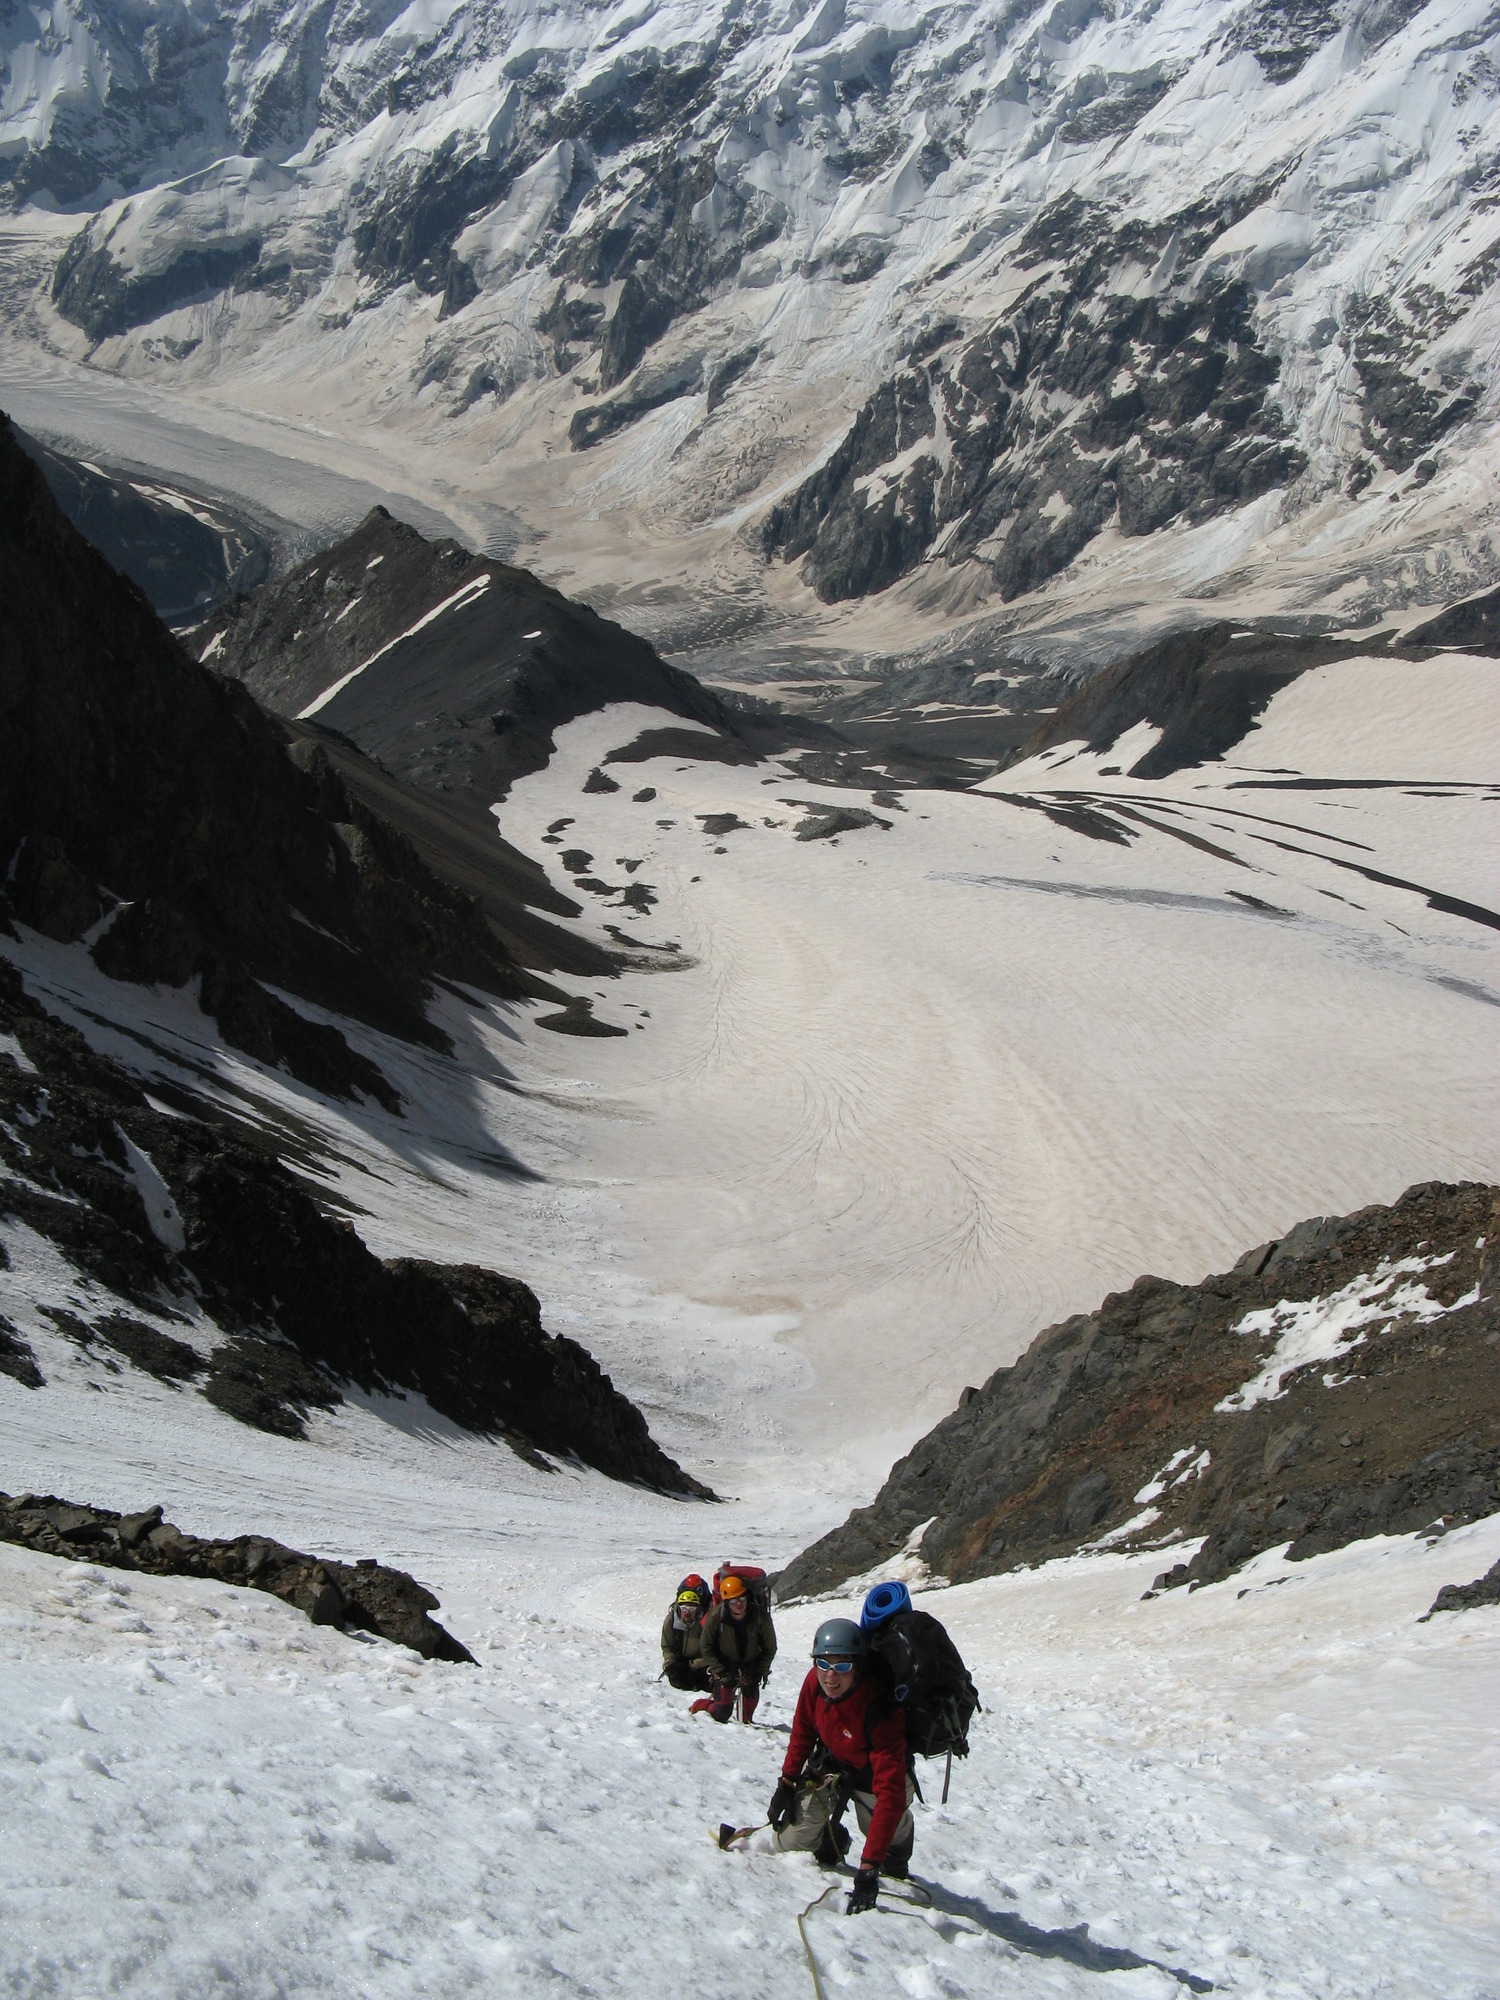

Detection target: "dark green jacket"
[700, 1602, 777, 1683]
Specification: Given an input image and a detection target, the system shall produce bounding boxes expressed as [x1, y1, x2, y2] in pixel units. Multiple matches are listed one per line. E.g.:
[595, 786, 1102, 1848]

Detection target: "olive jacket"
[699, 1602, 778, 1684]
[661, 1607, 710, 1673]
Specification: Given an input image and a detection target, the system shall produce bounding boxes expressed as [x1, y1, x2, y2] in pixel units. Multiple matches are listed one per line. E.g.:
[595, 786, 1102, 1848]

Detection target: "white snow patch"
[1219, 1255, 1474, 1412]
[1134, 1445, 1198, 1504]
[1087, 1506, 1161, 1547]
[0, 1031, 37, 1075]
[116, 1129, 186, 1254]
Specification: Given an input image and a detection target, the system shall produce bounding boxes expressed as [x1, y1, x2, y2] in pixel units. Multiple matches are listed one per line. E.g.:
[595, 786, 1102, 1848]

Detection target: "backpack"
[865, 1609, 980, 1760]
[713, 1562, 771, 1614]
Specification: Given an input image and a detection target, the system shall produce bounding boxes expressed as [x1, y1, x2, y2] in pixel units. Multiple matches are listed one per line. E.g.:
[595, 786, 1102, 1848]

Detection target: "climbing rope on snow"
[796, 1874, 935, 1999]
[795, 1883, 843, 2000]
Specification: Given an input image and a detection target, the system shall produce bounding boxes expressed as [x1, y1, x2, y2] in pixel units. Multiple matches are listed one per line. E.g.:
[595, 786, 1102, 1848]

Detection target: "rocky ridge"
[0, 409, 530, 1107]
[764, 193, 1309, 605]
[776, 1182, 1498, 1601]
[0, 956, 712, 1497]
[192, 502, 750, 805]
[0, 1492, 476, 1662]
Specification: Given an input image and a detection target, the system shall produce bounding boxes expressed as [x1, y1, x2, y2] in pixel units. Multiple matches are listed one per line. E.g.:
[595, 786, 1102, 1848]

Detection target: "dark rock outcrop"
[0, 1315, 43, 1389]
[52, 233, 263, 344]
[776, 1183, 1498, 1600]
[1420, 1557, 1500, 1620]
[12, 427, 269, 624]
[192, 505, 741, 806]
[0, 957, 713, 1497]
[599, 271, 675, 388]
[1000, 623, 1362, 779]
[0, 1491, 475, 1662]
[0, 409, 521, 1102]
[764, 194, 1305, 605]
[1405, 583, 1500, 657]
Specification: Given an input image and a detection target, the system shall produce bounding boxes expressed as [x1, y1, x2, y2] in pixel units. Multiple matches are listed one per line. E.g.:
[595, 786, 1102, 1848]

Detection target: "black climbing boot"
[812, 1819, 851, 1868]
[885, 1832, 913, 1880]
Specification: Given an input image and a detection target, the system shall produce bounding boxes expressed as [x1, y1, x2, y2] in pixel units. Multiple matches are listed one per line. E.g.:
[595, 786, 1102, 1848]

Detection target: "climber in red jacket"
[766, 1616, 915, 1912]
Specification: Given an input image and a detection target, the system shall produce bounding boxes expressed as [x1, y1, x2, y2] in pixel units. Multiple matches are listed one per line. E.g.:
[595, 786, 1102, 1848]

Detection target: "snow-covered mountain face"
[3, 0, 1498, 674]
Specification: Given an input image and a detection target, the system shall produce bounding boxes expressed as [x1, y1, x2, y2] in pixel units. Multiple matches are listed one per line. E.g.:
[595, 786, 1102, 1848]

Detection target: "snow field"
[3, 1508, 1497, 2000]
[491, 698, 1500, 1467]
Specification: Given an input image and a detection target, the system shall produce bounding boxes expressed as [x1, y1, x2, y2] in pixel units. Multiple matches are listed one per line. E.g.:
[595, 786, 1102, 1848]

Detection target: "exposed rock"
[1420, 1557, 1500, 1621]
[0, 1315, 43, 1388]
[1000, 623, 1363, 779]
[192, 505, 743, 808]
[1405, 583, 1500, 657]
[1349, 296, 1478, 474]
[0, 412, 522, 1103]
[0, 956, 711, 1496]
[776, 1183, 1498, 1601]
[0, 1490, 474, 1663]
[787, 801, 892, 842]
[599, 271, 676, 389]
[12, 427, 269, 625]
[534, 996, 629, 1039]
[437, 257, 480, 320]
[583, 767, 621, 793]
[764, 196, 1306, 604]
[706, 346, 757, 414]
[52, 234, 263, 345]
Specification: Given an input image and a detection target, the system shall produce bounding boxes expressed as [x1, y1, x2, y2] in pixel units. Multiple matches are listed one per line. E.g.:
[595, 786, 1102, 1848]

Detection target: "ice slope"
[2, 0, 1497, 667]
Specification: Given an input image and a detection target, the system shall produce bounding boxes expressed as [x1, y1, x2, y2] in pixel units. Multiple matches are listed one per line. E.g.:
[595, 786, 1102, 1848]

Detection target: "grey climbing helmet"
[811, 1617, 867, 1664]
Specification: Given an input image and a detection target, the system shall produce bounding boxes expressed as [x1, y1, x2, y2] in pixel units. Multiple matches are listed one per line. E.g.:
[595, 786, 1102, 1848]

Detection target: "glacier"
[1, 0, 1496, 672]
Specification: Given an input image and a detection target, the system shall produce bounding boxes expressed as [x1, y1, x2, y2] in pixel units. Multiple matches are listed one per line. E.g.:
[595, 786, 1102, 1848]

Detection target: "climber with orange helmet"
[693, 1569, 777, 1723]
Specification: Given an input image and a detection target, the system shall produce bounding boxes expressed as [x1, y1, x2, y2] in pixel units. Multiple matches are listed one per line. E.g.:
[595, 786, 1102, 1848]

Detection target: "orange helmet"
[719, 1574, 747, 1600]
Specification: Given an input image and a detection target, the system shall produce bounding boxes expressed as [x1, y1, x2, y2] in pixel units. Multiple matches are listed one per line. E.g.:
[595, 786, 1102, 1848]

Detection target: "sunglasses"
[814, 1657, 856, 1674]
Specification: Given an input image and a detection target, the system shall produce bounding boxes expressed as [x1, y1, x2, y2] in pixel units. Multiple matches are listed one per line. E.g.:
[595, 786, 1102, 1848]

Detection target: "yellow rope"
[795, 1884, 844, 2000]
[796, 1875, 934, 1997]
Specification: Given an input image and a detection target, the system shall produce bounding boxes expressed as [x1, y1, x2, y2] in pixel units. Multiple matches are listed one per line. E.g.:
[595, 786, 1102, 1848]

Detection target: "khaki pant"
[774, 1772, 916, 1862]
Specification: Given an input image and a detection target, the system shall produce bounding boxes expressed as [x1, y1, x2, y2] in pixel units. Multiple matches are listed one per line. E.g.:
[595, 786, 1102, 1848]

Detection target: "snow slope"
[2, 0, 1498, 670]
[3, 1413, 1497, 1999]
[1, 635, 1496, 1995]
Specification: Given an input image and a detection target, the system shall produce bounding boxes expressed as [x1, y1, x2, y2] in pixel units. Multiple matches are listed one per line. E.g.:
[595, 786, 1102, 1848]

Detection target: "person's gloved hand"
[846, 1867, 880, 1915]
[768, 1778, 796, 1829]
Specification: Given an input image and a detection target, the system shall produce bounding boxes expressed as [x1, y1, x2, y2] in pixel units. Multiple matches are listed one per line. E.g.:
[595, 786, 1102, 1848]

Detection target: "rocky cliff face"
[0, 957, 712, 1497]
[776, 1182, 1498, 1600]
[0, 410, 525, 1104]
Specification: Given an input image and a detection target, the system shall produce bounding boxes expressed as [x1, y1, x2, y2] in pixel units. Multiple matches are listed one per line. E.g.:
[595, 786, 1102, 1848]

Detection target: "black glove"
[768, 1778, 796, 1830]
[847, 1867, 880, 1915]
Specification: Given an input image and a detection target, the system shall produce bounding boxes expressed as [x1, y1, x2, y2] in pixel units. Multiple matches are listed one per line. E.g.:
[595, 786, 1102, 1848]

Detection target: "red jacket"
[782, 1669, 908, 1867]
